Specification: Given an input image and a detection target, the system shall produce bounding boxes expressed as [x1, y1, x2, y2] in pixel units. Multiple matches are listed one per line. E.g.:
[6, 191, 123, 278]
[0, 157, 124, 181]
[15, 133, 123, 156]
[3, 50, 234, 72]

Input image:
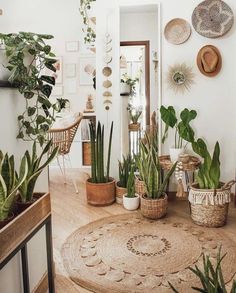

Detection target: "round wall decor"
[192, 0, 234, 38]
[164, 18, 192, 45]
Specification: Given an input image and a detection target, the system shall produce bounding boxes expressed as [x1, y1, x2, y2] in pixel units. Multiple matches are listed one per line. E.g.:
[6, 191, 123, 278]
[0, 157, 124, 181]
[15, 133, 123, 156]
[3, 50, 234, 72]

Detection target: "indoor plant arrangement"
[120, 73, 139, 96]
[189, 138, 235, 227]
[116, 154, 133, 204]
[127, 104, 142, 131]
[86, 121, 115, 206]
[123, 167, 140, 211]
[17, 140, 59, 212]
[160, 106, 197, 162]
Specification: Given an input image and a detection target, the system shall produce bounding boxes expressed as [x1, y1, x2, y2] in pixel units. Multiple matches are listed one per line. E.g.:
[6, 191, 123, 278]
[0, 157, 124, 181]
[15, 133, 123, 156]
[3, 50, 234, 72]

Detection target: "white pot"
[120, 83, 131, 95]
[123, 194, 140, 210]
[0, 46, 11, 81]
[169, 148, 184, 162]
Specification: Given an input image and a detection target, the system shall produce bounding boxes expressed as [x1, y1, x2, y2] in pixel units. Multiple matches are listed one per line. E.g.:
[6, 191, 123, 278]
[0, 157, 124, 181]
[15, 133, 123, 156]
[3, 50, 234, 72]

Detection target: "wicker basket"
[141, 194, 168, 220]
[116, 182, 127, 204]
[189, 181, 235, 228]
[128, 123, 140, 132]
[135, 177, 146, 196]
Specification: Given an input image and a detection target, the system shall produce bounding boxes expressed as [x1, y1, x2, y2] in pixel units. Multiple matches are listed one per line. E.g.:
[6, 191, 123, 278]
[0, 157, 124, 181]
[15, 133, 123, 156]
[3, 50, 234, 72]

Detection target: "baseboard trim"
[32, 272, 48, 293]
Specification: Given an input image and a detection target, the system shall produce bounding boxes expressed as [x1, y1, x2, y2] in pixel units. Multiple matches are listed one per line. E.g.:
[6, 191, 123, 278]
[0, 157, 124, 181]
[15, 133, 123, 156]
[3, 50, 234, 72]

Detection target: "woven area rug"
[62, 213, 236, 293]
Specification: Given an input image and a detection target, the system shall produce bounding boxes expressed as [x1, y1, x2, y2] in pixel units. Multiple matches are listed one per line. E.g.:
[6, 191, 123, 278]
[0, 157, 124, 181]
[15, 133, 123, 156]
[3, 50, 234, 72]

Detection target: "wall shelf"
[0, 80, 17, 88]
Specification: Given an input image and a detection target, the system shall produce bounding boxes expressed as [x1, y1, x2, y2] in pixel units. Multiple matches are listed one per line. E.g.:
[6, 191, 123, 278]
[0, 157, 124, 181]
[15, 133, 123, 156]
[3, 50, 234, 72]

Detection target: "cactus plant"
[118, 154, 133, 188]
[0, 152, 28, 221]
[126, 167, 136, 198]
[89, 121, 113, 183]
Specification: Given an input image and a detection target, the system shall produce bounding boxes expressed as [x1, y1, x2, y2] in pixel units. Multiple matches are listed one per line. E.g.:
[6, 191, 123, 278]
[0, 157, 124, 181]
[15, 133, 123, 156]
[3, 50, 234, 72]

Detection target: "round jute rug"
[62, 213, 236, 293]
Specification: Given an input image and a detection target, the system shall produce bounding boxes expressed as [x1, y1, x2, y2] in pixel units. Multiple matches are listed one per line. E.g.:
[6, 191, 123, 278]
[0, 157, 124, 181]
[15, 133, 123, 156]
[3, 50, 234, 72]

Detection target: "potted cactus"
[0, 152, 28, 228]
[17, 140, 59, 212]
[86, 121, 115, 206]
[123, 167, 140, 211]
[140, 145, 177, 219]
[116, 154, 133, 204]
[189, 139, 235, 227]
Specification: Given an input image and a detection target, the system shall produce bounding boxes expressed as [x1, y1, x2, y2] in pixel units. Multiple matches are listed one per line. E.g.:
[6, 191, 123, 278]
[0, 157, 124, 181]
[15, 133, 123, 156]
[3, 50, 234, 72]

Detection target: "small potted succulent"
[17, 140, 59, 212]
[160, 106, 197, 162]
[0, 152, 28, 228]
[127, 104, 142, 131]
[189, 139, 235, 227]
[116, 154, 133, 204]
[86, 121, 115, 206]
[123, 167, 140, 211]
[120, 73, 139, 96]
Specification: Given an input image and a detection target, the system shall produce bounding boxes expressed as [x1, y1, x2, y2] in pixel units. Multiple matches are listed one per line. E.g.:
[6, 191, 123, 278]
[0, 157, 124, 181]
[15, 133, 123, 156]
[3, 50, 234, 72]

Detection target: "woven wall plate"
[102, 66, 112, 77]
[164, 18, 191, 45]
[192, 0, 234, 38]
[103, 80, 112, 88]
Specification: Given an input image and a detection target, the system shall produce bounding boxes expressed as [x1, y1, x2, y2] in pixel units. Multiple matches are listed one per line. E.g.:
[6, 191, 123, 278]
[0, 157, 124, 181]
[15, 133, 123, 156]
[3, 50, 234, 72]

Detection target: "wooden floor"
[49, 168, 236, 293]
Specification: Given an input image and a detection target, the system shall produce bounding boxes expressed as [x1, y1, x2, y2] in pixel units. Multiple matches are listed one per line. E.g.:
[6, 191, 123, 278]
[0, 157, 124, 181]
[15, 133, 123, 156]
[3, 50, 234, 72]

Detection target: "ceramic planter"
[116, 182, 127, 204]
[141, 194, 168, 220]
[169, 147, 184, 162]
[123, 194, 140, 211]
[86, 178, 116, 206]
[120, 83, 131, 95]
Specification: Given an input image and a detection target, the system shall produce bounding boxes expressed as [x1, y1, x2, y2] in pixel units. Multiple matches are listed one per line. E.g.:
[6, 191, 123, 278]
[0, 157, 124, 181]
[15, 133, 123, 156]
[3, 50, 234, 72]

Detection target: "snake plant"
[192, 139, 220, 189]
[118, 154, 133, 188]
[126, 167, 136, 198]
[0, 152, 28, 221]
[89, 121, 113, 183]
[18, 140, 59, 203]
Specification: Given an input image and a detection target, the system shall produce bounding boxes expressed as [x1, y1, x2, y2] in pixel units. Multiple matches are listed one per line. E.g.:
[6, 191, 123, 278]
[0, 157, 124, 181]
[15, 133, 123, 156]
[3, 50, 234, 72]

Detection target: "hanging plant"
[0, 32, 60, 145]
[79, 0, 96, 46]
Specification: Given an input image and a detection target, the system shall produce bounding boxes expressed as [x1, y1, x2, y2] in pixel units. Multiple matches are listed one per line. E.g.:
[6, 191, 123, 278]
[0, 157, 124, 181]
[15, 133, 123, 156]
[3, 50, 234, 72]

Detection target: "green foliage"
[79, 0, 96, 45]
[126, 167, 136, 198]
[56, 98, 70, 111]
[0, 32, 59, 145]
[160, 106, 197, 148]
[127, 104, 142, 124]
[0, 152, 28, 221]
[121, 73, 139, 94]
[118, 154, 133, 188]
[18, 140, 59, 203]
[192, 139, 221, 189]
[89, 121, 113, 184]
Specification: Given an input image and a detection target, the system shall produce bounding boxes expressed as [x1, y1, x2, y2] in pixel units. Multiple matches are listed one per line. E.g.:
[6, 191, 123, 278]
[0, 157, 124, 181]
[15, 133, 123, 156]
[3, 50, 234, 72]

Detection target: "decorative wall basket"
[192, 0, 234, 38]
[164, 18, 191, 45]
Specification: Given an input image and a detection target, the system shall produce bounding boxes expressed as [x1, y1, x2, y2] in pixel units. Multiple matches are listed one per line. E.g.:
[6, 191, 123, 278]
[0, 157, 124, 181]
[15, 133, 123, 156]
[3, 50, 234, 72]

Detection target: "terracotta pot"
[0, 213, 14, 229]
[128, 123, 140, 132]
[116, 182, 127, 204]
[123, 194, 140, 211]
[141, 194, 168, 220]
[86, 178, 115, 206]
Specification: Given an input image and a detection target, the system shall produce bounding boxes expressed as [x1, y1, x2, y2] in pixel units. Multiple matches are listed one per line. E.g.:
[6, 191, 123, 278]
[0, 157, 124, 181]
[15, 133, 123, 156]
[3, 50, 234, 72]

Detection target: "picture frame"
[79, 54, 96, 86]
[65, 63, 76, 78]
[66, 41, 79, 52]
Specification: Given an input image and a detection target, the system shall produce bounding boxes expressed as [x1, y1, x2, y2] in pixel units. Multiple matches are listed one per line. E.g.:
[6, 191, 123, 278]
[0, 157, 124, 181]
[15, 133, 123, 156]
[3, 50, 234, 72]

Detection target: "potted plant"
[120, 73, 139, 96]
[116, 154, 133, 204]
[0, 152, 28, 228]
[86, 121, 115, 206]
[127, 104, 142, 131]
[140, 145, 177, 219]
[189, 139, 235, 227]
[17, 140, 59, 212]
[160, 106, 197, 162]
[123, 167, 140, 211]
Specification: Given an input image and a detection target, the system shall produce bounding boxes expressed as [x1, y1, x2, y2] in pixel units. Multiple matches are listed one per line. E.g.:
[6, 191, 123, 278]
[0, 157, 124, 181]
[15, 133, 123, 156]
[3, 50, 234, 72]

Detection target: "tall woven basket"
[189, 181, 235, 228]
[141, 194, 168, 220]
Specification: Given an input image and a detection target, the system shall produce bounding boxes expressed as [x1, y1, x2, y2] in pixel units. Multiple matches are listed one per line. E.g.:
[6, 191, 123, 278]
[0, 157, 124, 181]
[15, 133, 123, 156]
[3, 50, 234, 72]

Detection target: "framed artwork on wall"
[65, 63, 76, 77]
[66, 41, 79, 52]
[79, 54, 96, 86]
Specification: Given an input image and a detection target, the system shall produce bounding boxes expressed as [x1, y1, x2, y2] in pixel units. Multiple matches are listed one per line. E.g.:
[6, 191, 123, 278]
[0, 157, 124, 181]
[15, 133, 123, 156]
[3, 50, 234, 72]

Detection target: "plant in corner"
[189, 138, 235, 227]
[86, 121, 115, 206]
[160, 106, 197, 162]
[123, 167, 140, 211]
[17, 140, 59, 212]
[0, 152, 28, 228]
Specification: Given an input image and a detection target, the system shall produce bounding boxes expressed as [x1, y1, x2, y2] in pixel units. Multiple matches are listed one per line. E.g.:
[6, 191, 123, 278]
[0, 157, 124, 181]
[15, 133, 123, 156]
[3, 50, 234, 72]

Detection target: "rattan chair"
[48, 113, 83, 193]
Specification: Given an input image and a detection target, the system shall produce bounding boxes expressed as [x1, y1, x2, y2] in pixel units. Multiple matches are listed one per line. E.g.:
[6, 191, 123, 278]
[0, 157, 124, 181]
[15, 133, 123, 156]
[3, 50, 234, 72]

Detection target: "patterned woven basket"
[189, 181, 235, 228]
[116, 182, 127, 204]
[135, 178, 146, 196]
[128, 123, 140, 132]
[141, 194, 168, 220]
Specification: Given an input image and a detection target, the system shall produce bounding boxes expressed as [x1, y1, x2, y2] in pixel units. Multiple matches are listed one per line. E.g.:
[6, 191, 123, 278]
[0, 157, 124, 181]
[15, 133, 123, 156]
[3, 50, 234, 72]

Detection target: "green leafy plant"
[89, 121, 113, 183]
[79, 0, 96, 45]
[0, 32, 59, 145]
[192, 139, 221, 189]
[160, 106, 197, 148]
[18, 140, 59, 203]
[118, 154, 133, 188]
[127, 104, 142, 124]
[0, 152, 28, 221]
[56, 98, 70, 112]
[121, 73, 139, 94]
[169, 248, 236, 293]
[126, 167, 136, 198]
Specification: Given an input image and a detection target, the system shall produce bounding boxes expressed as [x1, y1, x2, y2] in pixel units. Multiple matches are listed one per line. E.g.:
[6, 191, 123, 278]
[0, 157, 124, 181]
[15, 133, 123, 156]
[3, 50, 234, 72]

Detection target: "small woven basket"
[128, 123, 140, 132]
[135, 177, 146, 196]
[141, 194, 168, 220]
[116, 182, 127, 204]
[189, 181, 235, 228]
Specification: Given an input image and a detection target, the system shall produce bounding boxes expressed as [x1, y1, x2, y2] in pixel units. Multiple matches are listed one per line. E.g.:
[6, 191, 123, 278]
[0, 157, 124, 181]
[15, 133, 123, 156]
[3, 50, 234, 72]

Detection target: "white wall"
[96, 0, 236, 182]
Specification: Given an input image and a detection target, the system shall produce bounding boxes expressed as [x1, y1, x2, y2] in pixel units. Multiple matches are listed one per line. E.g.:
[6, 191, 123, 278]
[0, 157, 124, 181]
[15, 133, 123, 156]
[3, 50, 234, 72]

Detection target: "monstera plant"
[0, 32, 59, 145]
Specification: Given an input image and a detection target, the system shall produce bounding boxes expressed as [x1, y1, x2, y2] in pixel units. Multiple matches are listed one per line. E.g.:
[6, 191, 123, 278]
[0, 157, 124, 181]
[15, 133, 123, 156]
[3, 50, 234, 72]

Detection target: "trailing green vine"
[79, 0, 96, 46]
[0, 32, 60, 145]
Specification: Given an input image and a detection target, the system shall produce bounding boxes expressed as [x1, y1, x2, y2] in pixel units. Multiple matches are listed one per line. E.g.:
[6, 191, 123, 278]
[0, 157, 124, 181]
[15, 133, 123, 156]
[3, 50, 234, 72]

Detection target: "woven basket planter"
[128, 123, 140, 132]
[135, 178, 146, 196]
[116, 182, 127, 204]
[189, 181, 235, 228]
[141, 194, 168, 220]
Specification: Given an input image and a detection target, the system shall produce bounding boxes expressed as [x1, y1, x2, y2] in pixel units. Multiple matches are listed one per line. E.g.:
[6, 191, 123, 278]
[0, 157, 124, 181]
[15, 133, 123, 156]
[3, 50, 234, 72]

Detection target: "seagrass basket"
[189, 181, 235, 228]
[141, 194, 168, 220]
[135, 177, 146, 196]
[116, 182, 127, 204]
[128, 123, 140, 132]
